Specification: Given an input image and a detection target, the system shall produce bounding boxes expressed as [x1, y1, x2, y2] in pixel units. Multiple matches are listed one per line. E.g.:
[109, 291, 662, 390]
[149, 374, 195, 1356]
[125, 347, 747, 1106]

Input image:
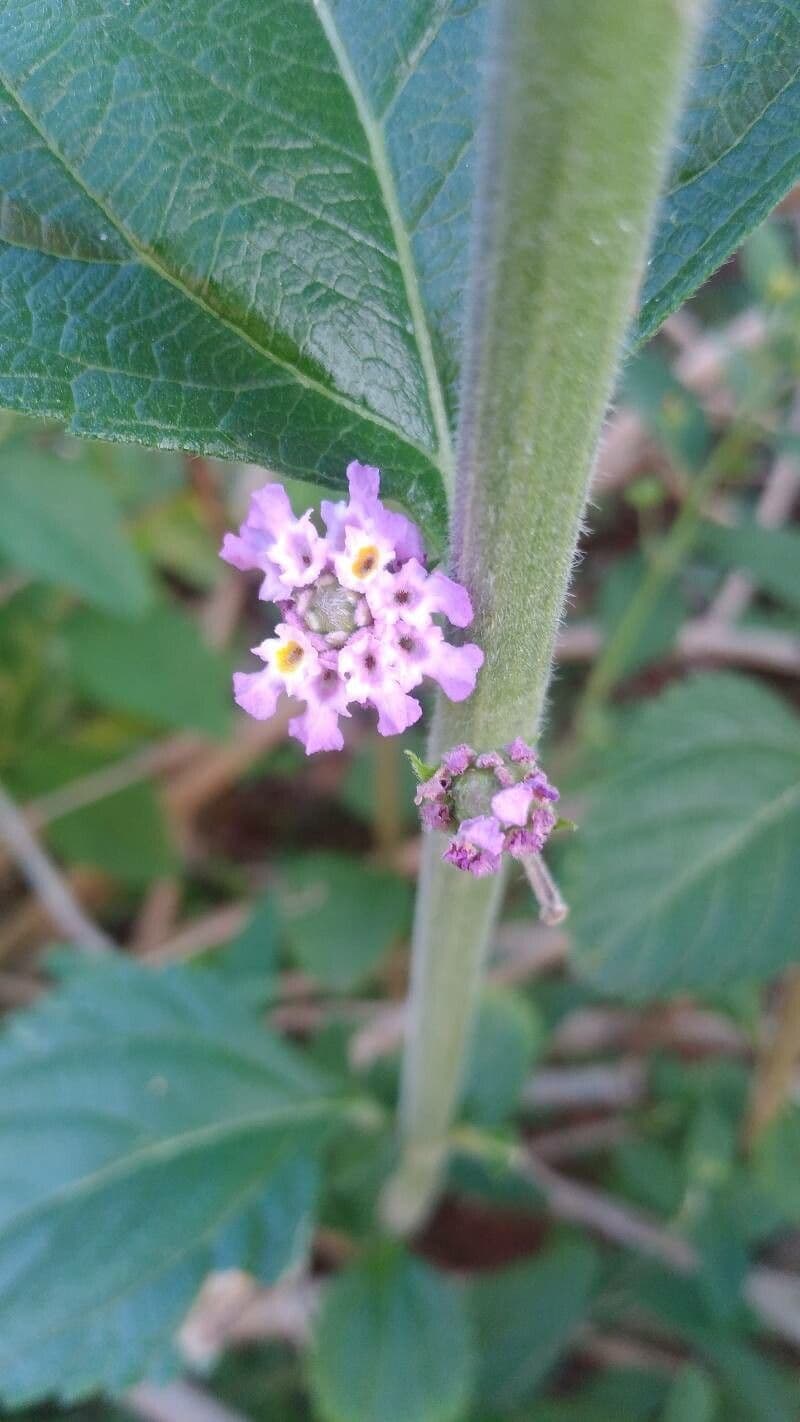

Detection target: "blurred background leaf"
[567, 674, 800, 996]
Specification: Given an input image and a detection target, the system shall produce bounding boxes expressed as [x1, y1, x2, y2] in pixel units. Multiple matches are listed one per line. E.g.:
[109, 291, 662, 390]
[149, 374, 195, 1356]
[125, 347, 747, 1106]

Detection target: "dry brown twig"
[0, 780, 115, 956]
[705, 386, 800, 622]
[127, 1381, 252, 1422]
[745, 968, 800, 1150]
[556, 619, 800, 677]
[130, 877, 185, 957]
[521, 1059, 647, 1112]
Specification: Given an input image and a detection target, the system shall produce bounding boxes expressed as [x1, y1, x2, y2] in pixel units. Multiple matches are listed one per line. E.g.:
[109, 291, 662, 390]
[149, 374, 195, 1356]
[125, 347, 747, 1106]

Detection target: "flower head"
[222, 461, 483, 753]
[412, 738, 560, 876]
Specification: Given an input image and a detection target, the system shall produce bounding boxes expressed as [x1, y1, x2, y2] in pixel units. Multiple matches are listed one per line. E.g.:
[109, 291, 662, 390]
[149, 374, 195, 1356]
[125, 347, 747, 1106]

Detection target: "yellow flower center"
[275, 640, 305, 675]
[351, 544, 379, 580]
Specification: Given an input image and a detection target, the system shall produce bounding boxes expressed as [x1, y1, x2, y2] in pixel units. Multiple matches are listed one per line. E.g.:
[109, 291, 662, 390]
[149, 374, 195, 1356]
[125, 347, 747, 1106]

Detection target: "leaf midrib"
[608, 775, 800, 948]
[0, 1108, 323, 1364]
[311, 0, 455, 492]
[0, 72, 445, 477]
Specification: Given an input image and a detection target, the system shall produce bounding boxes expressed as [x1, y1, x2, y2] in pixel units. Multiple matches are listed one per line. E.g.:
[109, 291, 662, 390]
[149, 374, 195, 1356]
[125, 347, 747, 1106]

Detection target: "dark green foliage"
[467, 1243, 598, 1412]
[277, 852, 411, 991]
[567, 674, 800, 995]
[0, 958, 336, 1404]
[636, 0, 800, 343]
[0, 0, 796, 532]
[310, 1244, 475, 1422]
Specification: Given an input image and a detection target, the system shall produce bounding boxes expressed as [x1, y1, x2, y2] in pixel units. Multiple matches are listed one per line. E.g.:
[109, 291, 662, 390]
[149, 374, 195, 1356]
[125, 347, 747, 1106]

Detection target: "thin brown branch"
[129, 877, 183, 956]
[672, 307, 766, 415]
[0, 867, 112, 963]
[0, 736, 199, 888]
[532, 1116, 631, 1162]
[25, 735, 200, 831]
[522, 1059, 647, 1112]
[164, 711, 292, 825]
[127, 1381, 253, 1422]
[199, 571, 246, 649]
[516, 1149, 800, 1351]
[0, 780, 115, 955]
[707, 388, 800, 623]
[744, 968, 800, 1150]
[180, 1272, 320, 1365]
[549, 1001, 748, 1058]
[141, 902, 248, 966]
[518, 1149, 693, 1271]
[577, 1326, 683, 1376]
[556, 619, 800, 677]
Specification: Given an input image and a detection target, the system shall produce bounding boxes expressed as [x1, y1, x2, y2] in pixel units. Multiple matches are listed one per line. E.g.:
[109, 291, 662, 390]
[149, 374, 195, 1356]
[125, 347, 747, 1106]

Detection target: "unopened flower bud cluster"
[415, 738, 560, 876]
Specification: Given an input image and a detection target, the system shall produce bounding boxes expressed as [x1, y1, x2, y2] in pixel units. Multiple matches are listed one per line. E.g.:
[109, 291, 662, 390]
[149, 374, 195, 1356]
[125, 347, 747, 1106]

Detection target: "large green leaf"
[0, 957, 335, 1405]
[636, 0, 800, 344]
[0, 0, 481, 538]
[310, 1243, 475, 1422]
[0, 2, 798, 536]
[566, 674, 800, 997]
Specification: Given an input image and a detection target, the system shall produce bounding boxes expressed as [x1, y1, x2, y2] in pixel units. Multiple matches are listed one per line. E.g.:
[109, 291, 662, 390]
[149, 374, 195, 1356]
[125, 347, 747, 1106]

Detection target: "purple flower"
[524, 770, 560, 803]
[443, 815, 504, 876]
[506, 808, 557, 858]
[269, 509, 328, 590]
[288, 662, 351, 754]
[333, 524, 395, 592]
[389, 621, 483, 702]
[222, 462, 483, 753]
[506, 737, 538, 764]
[415, 738, 561, 876]
[415, 765, 451, 801]
[419, 799, 453, 831]
[442, 744, 475, 776]
[366, 558, 473, 630]
[233, 622, 320, 725]
[338, 628, 422, 736]
[322, 461, 424, 565]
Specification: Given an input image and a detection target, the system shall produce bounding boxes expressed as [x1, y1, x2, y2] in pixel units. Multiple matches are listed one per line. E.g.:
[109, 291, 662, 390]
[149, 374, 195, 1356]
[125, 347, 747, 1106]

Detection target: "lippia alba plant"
[1, 0, 800, 1413]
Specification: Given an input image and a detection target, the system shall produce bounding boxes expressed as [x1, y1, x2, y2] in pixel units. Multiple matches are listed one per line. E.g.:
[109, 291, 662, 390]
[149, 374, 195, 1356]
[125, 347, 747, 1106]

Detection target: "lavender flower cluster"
[415, 738, 560, 876]
[222, 462, 483, 754]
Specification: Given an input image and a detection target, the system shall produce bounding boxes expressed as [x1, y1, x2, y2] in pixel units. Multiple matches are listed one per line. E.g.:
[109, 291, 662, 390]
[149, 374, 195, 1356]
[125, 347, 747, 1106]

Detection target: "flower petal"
[372, 682, 423, 737]
[427, 570, 474, 627]
[492, 782, 534, 827]
[460, 815, 505, 855]
[425, 640, 484, 701]
[233, 669, 280, 721]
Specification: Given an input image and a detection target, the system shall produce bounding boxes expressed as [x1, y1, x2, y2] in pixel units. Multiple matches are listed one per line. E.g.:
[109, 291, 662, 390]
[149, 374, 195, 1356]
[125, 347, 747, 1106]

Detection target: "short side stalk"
[384, 0, 704, 1233]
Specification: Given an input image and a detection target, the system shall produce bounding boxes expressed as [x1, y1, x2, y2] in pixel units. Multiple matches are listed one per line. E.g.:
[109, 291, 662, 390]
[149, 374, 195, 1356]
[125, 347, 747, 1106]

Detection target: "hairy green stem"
[384, 0, 703, 1233]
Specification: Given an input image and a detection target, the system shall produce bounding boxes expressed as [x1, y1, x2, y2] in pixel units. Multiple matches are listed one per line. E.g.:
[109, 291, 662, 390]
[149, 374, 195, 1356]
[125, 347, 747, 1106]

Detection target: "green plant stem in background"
[384, 0, 705, 1234]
